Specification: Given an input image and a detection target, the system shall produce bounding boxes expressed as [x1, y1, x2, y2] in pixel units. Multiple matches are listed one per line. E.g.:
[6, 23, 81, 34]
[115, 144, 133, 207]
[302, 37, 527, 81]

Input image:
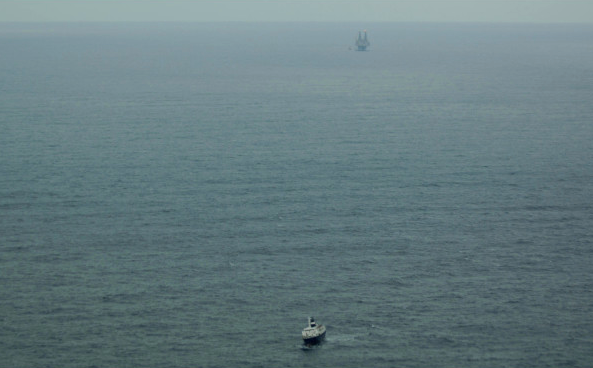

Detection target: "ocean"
[1, 22, 592, 367]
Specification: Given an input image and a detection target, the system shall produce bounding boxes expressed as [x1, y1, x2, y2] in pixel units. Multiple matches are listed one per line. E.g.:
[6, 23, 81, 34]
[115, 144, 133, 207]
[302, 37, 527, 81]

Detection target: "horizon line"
[2, 20, 592, 24]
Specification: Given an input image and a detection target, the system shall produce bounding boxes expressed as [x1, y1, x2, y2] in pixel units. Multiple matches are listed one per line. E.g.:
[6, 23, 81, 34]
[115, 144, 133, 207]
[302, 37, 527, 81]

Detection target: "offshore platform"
[355, 30, 370, 51]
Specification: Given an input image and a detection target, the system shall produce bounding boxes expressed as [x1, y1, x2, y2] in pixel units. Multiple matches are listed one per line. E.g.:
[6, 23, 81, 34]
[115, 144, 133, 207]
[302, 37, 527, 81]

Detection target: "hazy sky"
[2, 0, 593, 23]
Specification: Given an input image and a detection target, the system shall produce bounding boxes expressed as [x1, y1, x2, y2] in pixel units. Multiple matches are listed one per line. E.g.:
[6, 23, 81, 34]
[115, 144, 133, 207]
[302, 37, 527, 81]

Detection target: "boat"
[355, 30, 370, 51]
[302, 317, 326, 345]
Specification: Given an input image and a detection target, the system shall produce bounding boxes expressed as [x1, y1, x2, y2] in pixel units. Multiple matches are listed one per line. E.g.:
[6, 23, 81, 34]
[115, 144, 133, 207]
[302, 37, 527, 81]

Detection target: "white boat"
[302, 317, 326, 345]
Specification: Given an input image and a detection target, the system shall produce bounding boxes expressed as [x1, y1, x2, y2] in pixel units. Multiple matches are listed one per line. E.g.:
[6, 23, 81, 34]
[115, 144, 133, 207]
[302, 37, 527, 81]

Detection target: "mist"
[2, 0, 593, 23]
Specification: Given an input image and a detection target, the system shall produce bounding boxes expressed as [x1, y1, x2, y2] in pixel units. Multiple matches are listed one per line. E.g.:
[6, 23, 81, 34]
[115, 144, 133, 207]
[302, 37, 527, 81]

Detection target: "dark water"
[1, 22, 593, 367]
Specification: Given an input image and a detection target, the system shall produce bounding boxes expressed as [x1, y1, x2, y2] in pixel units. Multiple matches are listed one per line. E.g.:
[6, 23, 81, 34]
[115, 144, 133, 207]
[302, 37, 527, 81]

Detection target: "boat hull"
[303, 330, 326, 345]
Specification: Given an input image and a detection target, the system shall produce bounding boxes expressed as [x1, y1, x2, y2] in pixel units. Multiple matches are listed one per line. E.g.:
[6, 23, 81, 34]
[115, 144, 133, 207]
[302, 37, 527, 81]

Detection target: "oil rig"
[355, 30, 370, 51]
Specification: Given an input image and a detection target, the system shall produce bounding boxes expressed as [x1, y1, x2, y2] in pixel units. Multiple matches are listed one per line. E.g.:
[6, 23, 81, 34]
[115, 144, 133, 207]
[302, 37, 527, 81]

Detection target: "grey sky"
[1, 0, 593, 23]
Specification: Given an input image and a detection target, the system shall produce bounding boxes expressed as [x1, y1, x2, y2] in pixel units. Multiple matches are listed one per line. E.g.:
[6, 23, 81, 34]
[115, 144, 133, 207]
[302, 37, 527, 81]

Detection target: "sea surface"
[1, 22, 593, 367]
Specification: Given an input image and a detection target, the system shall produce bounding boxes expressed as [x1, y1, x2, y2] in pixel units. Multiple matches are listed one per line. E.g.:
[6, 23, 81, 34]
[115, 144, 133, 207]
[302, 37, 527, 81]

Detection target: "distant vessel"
[355, 30, 370, 51]
[302, 317, 326, 345]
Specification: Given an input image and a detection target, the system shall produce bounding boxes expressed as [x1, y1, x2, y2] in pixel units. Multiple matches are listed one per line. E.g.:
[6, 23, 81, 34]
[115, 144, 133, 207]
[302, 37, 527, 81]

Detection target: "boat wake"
[300, 343, 322, 351]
